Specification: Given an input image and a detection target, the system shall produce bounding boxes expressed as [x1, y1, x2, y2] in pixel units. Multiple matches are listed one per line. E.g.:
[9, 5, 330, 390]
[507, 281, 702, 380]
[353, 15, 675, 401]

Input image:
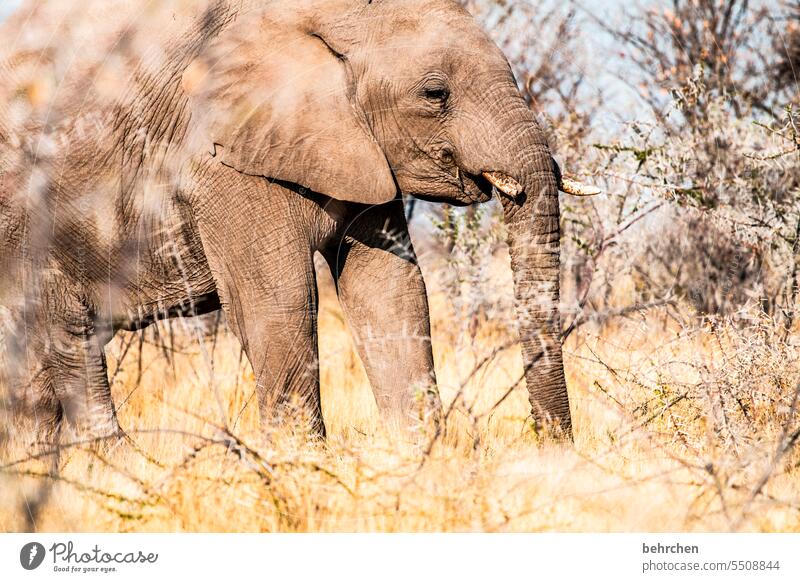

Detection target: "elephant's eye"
[423, 86, 449, 104]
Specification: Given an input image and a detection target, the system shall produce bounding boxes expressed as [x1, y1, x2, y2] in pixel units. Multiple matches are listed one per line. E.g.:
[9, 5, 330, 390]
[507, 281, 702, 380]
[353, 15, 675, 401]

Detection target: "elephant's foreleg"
[193, 170, 325, 437]
[241, 273, 324, 437]
[323, 200, 440, 430]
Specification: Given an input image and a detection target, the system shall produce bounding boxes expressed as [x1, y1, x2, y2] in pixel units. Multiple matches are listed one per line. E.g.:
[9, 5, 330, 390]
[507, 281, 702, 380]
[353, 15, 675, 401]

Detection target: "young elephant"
[0, 0, 573, 444]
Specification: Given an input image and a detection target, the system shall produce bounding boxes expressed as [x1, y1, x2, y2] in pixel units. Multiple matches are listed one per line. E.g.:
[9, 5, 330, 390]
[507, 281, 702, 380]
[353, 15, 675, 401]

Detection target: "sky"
[0, 0, 22, 22]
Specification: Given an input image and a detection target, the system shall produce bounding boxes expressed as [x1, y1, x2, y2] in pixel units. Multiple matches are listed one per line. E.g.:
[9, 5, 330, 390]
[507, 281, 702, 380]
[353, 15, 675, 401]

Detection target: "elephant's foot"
[259, 394, 327, 442]
[56, 397, 123, 447]
[370, 381, 442, 439]
[89, 422, 129, 455]
[417, 382, 443, 437]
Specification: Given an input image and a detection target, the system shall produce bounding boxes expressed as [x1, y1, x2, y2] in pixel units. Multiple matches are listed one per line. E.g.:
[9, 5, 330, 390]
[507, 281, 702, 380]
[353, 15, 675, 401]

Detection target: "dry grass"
[1, 268, 800, 533]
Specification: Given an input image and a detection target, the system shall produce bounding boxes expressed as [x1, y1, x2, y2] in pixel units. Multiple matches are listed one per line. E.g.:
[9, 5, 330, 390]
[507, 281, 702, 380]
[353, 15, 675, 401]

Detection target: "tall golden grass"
[1, 266, 799, 532]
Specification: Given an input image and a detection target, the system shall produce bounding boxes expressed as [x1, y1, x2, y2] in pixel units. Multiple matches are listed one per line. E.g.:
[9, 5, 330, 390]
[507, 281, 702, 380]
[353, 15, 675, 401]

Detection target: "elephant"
[0, 0, 575, 445]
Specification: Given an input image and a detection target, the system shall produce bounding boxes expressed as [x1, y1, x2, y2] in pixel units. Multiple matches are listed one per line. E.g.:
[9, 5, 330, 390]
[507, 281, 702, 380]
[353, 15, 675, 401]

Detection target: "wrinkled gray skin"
[0, 0, 571, 443]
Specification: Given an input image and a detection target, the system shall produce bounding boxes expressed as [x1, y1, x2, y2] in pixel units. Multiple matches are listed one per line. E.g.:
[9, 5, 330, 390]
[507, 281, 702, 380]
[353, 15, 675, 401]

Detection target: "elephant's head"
[184, 0, 572, 436]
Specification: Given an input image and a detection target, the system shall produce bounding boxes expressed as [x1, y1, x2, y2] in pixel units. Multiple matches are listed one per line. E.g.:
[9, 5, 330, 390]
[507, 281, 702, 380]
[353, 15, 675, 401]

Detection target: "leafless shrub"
[599, 72, 799, 322]
[599, 0, 789, 119]
[589, 1, 800, 322]
[774, 1, 800, 93]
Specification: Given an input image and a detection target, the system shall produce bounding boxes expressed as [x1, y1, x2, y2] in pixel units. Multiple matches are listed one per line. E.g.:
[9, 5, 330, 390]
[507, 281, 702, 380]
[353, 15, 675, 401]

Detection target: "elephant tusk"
[482, 171, 523, 199]
[483, 171, 601, 198]
[559, 175, 602, 197]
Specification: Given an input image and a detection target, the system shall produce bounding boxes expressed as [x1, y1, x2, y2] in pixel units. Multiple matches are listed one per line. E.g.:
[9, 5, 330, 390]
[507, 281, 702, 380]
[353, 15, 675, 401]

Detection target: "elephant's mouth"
[459, 170, 496, 203]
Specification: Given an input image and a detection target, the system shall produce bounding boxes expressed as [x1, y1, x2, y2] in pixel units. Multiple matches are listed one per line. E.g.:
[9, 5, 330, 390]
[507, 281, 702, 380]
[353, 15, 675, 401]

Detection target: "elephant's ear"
[182, 13, 396, 205]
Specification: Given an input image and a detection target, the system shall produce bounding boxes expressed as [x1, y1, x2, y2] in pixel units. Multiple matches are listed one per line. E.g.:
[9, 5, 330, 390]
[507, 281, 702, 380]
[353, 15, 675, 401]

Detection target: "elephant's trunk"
[496, 142, 571, 438]
[448, 77, 572, 437]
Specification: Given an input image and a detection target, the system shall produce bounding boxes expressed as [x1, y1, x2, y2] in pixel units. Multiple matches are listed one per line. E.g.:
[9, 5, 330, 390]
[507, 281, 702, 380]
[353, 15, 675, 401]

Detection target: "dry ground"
[1, 261, 799, 532]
